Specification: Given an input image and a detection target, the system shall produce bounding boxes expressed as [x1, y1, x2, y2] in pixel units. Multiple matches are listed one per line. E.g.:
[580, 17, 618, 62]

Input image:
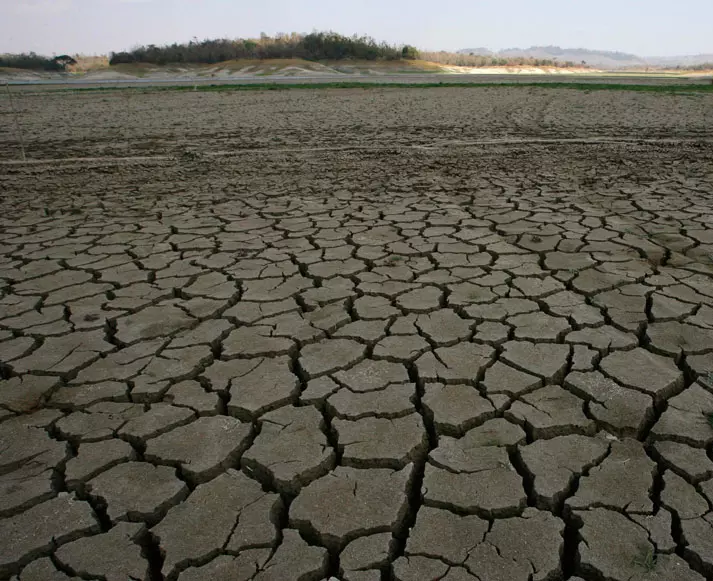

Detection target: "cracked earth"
[1, 86, 713, 580]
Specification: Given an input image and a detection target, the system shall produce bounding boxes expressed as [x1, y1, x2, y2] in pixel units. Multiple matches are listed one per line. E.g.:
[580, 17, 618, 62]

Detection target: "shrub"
[0, 52, 75, 71]
[401, 45, 420, 60]
[109, 52, 136, 65]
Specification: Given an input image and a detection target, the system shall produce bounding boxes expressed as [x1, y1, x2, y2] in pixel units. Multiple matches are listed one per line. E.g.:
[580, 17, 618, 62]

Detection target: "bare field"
[1, 87, 713, 581]
[1, 86, 712, 161]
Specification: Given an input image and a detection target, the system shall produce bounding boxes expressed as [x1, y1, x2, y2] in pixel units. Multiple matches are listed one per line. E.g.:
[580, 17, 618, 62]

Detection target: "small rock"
[152, 470, 280, 579]
[177, 549, 271, 581]
[333, 359, 409, 392]
[299, 339, 367, 378]
[54, 522, 149, 581]
[415, 342, 494, 383]
[0, 375, 59, 413]
[65, 439, 136, 488]
[15, 557, 76, 580]
[0, 494, 99, 577]
[654, 441, 713, 483]
[500, 341, 570, 381]
[565, 371, 654, 438]
[406, 506, 488, 563]
[326, 383, 416, 420]
[567, 439, 655, 514]
[600, 348, 683, 403]
[164, 380, 221, 415]
[334, 414, 428, 469]
[340, 532, 395, 574]
[86, 462, 188, 524]
[117, 403, 194, 443]
[578, 507, 703, 581]
[481, 361, 542, 397]
[661, 471, 709, 519]
[422, 383, 495, 436]
[289, 465, 413, 550]
[145, 416, 252, 485]
[650, 384, 713, 447]
[242, 406, 334, 494]
[520, 434, 610, 510]
[204, 356, 299, 419]
[252, 529, 329, 581]
[50, 381, 128, 409]
[506, 385, 594, 438]
[422, 460, 526, 518]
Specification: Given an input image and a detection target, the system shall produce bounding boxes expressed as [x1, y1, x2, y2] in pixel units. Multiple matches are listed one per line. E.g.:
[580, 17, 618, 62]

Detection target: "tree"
[109, 52, 136, 65]
[401, 45, 420, 60]
[47, 55, 77, 71]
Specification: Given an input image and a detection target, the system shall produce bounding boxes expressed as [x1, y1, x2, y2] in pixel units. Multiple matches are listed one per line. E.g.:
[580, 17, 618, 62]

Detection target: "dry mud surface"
[1, 87, 713, 581]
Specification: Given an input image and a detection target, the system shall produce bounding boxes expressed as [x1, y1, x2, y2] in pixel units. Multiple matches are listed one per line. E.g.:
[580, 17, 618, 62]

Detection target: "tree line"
[108, 33, 585, 67]
[421, 51, 581, 68]
[109, 32, 421, 65]
[21, 34, 713, 71]
[0, 52, 76, 71]
[673, 63, 713, 71]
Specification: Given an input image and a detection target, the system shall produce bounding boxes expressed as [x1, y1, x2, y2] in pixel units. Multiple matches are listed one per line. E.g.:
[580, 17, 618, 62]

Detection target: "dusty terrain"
[1, 87, 713, 581]
[0, 58, 601, 83]
[2, 85, 712, 161]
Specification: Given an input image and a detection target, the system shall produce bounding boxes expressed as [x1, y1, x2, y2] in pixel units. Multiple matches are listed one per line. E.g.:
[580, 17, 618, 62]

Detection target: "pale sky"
[1, 0, 711, 57]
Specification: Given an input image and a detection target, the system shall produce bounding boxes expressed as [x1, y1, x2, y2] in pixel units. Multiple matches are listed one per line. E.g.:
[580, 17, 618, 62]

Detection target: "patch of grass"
[633, 546, 658, 572]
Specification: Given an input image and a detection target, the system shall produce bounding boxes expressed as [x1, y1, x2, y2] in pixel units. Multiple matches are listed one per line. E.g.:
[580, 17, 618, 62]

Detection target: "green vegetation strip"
[30, 81, 713, 94]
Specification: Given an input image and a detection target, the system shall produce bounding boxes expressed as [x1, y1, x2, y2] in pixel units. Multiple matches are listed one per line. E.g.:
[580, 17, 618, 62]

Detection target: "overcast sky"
[1, 0, 710, 57]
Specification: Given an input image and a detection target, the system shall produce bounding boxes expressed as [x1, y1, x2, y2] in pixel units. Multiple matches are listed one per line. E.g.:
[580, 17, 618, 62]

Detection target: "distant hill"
[459, 47, 493, 57]
[458, 46, 713, 69]
[649, 54, 713, 67]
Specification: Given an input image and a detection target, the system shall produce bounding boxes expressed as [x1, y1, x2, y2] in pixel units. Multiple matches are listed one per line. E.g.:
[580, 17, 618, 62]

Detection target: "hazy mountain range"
[457, 46, 713, 68]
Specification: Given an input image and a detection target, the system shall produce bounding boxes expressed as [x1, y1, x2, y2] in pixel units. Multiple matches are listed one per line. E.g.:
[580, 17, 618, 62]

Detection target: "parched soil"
[1, 87, 713, 581]
[1, 85, 713, 161]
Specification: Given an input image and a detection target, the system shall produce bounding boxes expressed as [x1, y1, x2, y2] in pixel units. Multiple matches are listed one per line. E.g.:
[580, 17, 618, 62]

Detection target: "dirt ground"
[1, 86, 713, 161]
[1, 87, 713, 581]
